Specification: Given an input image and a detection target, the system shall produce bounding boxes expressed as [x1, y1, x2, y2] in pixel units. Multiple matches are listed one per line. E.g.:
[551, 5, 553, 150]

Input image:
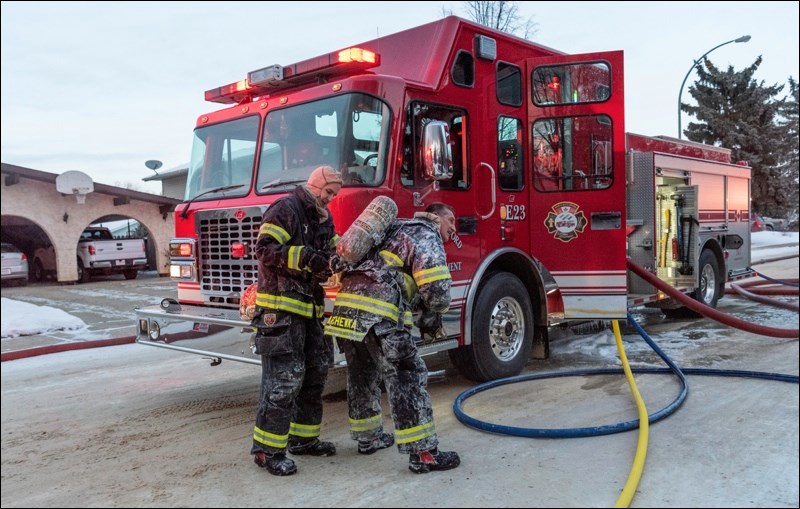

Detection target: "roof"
[142, 164, 189, 182]
[1, 162, 182, 207]
[328, 15, 559, 89]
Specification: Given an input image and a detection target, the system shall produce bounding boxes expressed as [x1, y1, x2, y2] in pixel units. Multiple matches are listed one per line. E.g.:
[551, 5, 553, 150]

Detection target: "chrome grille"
[196, 207, 263, 306]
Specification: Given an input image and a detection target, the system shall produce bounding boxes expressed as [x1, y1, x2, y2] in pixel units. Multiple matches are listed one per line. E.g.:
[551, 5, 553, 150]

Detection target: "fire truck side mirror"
[422, 121, 454, 181]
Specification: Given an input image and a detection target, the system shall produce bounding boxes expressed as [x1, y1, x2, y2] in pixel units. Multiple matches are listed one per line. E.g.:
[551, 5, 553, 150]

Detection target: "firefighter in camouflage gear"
[325, 202, 462, 473]
[250, 166, 342, 476]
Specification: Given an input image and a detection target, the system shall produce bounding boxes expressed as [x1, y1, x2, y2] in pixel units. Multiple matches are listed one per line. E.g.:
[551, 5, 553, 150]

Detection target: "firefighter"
[250, 165, 342, 476]
[325, 202, 461, 474]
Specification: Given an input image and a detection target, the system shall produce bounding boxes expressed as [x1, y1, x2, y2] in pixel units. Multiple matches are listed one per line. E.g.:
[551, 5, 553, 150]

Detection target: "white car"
[760, 216, 787, 232]
[1, 242, 29, 286]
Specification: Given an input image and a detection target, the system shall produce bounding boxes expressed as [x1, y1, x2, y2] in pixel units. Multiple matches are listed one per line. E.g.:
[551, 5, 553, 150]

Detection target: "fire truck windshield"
[185, 115, 259, 201]
[256, 93, 390, 193]
[185, 93, 390, 201]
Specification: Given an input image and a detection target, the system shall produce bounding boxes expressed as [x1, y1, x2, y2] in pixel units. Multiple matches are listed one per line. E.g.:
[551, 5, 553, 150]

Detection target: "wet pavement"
[1, 245, 797, 507]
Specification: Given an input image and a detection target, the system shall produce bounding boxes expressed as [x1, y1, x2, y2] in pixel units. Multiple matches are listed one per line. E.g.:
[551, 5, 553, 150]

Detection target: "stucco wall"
[1, 174, 175, 282]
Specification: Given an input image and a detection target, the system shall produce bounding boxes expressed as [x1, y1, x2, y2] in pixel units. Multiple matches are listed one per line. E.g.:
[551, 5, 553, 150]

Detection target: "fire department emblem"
[544, 201, 587, 243]
[263, 313, 277, 327]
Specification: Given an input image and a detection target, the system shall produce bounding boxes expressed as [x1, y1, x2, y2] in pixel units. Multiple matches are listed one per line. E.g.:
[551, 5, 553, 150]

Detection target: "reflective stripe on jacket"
[255, 186, 336, 319]
[325, 217, 451, 341]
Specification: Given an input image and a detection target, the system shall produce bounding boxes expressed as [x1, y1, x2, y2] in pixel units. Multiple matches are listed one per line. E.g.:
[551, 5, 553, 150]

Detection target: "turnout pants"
[251, 313, 332, 455]
[339, 320, 438, 454]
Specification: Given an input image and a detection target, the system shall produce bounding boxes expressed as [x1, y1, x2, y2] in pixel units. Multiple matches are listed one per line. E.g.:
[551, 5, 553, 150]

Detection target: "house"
[142, 163, 188, 200]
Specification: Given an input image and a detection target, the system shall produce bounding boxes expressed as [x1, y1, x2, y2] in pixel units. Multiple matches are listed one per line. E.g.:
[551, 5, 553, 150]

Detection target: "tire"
[77, 260, 90, 283]
[692, 249, 722, 308]
[33, 259, 45, 282]
[448, 272, 534, 382]
[660, 249, 722, 319]
[123, 269, 138, 280]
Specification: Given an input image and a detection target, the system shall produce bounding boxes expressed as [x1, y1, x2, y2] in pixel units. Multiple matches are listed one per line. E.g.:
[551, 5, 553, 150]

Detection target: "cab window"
[497, 62, 522, 106]
[532, 114, 613, 192]
[498, 116, 523, 191]
[451, 50, 475, 88]
[401, 102, 468, 190]
[532, 61, 611, 106]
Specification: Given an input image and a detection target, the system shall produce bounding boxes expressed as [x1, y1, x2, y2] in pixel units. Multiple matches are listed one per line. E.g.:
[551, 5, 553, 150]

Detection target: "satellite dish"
[145, 160, 163, 172]
[56, 171, 94, 205]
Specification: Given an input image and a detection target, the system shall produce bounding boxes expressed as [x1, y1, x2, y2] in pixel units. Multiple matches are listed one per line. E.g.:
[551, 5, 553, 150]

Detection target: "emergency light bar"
[204, 80, 252, 104]
[205, 46, 381, 104]
[248, 64, 284, 86]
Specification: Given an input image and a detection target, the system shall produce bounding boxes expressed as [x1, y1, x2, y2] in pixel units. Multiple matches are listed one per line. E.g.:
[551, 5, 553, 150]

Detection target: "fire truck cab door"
[525, 51, 627, 319]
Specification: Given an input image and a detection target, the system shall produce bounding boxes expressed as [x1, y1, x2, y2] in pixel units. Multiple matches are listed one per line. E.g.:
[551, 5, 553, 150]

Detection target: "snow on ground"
[1, 297, 86, 338]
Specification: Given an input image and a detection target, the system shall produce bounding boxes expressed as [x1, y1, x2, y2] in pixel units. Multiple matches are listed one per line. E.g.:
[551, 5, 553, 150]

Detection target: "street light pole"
[678, 35, 751, 139]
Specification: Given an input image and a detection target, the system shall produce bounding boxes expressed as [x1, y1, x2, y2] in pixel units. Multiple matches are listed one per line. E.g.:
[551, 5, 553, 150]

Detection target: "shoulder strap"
[284, 192, 311, 243]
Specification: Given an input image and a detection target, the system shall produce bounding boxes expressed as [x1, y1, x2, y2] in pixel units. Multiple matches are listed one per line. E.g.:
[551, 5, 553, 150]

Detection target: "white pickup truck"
[75, 227, 147, 282]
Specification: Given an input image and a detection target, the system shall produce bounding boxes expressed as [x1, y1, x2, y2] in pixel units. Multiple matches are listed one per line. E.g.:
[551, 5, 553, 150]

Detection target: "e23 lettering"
[501, 204, 526, 221]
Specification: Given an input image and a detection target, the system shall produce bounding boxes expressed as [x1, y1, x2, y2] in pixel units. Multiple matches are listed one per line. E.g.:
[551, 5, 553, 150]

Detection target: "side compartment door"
[526, 51, 627, 319]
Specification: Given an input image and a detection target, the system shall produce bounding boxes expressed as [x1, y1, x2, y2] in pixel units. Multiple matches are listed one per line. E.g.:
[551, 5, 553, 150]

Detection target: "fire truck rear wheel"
[449, 272, 534, 382]
[662, 248, 722, 318]
[692, 249, 722, 308]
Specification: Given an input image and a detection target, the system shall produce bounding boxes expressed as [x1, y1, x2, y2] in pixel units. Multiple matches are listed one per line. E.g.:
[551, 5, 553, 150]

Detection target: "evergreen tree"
[682, 57, 790, 215]
[776, 77, 799, 221]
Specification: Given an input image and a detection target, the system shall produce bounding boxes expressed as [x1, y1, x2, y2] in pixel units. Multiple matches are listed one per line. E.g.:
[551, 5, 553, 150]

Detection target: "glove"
[303, 249, 333, 283]
[329, 253, 348, 274]
[415, 311, 444, 343]
[420, 325, 445, 344]
[302, 248, 330, 273]
[415, 309, 441, 331]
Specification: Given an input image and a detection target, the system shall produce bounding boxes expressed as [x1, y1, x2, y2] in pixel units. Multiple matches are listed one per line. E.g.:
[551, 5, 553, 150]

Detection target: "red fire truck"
[135, 16, 752, 382]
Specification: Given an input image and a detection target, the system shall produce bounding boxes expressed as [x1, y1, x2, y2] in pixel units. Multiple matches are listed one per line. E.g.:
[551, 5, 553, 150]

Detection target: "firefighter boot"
[254, 451, 297, 476]
[357, 431, 395, 455]
[408, 448, 460, 474]
[287, 437, 337, 457]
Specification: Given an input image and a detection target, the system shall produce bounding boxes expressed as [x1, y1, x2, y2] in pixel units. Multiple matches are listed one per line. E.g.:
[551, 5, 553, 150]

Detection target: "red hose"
[627, 259, 799, 339]
[750, 253, 799, 266]
[730, 283, 800, 312]
[736, 277, 799, 288]
[725, 287, 799, 296]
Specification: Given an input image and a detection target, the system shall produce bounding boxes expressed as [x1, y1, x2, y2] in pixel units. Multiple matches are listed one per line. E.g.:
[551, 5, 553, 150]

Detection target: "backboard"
[56, 171, 94, 204]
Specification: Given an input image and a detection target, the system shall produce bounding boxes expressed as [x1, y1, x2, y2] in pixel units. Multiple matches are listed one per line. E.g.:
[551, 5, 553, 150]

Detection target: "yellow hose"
[660, 208, 671, 267]
[612, 320, 650, 508]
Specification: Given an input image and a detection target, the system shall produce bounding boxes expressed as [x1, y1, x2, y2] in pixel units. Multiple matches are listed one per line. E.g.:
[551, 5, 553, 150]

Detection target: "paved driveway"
[1, 258, 798, 507]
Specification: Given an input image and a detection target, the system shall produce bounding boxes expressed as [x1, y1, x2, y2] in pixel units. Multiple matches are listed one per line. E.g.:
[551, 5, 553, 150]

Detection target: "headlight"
[169, 240, 194, 257]
[148, 321, 161, 341]
[170, 264, 194, 279]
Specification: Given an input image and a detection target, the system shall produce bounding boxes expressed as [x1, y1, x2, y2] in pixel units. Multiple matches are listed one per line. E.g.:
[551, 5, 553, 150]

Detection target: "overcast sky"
[2, 1, 798, 195]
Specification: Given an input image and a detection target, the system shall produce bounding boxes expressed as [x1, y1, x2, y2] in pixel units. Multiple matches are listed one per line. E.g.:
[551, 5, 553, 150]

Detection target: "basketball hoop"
[74, 188, 91, 204]
[56, 171, 94, 206]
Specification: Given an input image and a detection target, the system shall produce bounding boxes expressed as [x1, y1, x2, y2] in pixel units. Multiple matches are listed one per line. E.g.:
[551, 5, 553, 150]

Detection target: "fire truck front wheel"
[449, 272, 534, 382]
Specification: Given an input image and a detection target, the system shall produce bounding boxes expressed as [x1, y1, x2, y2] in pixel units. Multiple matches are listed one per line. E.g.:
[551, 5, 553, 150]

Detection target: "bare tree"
[442, 1, 538, 39]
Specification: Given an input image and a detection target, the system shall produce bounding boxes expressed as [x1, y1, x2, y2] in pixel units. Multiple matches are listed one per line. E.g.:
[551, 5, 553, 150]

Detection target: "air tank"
[336, 195, 398, 264]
